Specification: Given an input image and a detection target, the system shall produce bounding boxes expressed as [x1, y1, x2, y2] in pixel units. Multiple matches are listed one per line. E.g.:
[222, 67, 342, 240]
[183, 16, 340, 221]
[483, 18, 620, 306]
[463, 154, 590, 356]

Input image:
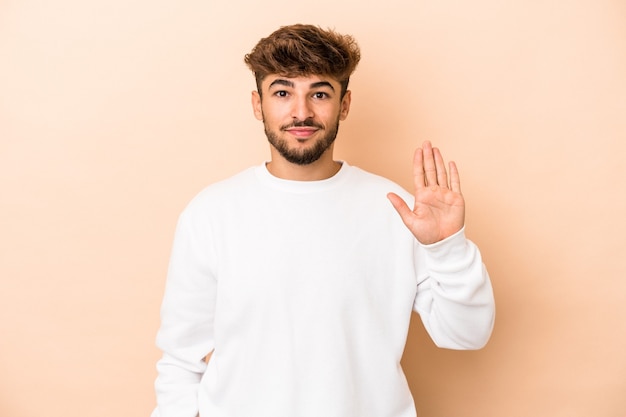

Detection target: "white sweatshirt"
[152, 162, 495, 417]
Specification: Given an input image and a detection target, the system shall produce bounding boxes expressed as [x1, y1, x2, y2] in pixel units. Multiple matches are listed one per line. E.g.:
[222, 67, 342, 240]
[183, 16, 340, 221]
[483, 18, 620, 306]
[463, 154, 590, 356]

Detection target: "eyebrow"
[311, 81, 335, 91]
[268, 79, 335, 92]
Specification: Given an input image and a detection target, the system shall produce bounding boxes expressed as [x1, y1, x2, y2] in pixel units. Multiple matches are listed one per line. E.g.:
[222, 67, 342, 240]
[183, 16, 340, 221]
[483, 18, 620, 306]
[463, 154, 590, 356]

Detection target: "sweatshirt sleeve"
[151, 205, 217, 417]
[413, 227, 495, 350]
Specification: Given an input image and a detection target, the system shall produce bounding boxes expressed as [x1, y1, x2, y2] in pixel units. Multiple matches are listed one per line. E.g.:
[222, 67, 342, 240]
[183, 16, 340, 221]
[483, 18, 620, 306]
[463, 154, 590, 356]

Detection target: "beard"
[264, 117, 340, 165]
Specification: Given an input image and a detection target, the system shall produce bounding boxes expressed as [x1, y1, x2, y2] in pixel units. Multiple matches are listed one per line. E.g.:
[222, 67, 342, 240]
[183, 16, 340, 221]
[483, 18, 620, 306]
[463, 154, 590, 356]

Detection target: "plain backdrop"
[1, 1, 625, 416]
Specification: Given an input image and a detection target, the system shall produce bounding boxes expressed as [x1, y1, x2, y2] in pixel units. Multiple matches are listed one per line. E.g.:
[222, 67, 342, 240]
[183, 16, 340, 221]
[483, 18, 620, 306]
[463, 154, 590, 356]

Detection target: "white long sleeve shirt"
[152, 162, 495, 417]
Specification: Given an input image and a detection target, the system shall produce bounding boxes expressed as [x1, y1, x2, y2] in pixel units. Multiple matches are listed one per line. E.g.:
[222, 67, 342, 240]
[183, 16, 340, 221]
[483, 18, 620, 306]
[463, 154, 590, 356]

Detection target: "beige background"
[1, 0, 625, 416]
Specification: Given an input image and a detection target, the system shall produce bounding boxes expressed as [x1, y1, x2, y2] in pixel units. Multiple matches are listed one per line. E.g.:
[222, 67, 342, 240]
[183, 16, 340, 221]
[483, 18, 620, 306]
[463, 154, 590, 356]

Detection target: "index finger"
[421, 141, 438, 187]
[413, 146, 426, 191]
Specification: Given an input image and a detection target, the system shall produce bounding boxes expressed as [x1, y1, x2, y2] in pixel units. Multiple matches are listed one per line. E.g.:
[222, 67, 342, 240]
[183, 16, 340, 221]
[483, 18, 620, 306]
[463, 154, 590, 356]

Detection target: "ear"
[251, 90, 263, 121]
[339, 90, 352, 121]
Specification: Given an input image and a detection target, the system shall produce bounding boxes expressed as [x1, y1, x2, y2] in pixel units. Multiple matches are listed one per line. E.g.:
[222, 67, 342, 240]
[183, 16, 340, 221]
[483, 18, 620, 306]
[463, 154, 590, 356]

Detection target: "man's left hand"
[387, 141, 465, 245]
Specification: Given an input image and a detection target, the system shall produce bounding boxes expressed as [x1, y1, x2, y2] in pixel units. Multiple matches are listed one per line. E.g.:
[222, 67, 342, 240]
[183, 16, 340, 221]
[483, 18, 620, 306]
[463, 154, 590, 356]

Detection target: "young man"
[152, 24, 495, 417]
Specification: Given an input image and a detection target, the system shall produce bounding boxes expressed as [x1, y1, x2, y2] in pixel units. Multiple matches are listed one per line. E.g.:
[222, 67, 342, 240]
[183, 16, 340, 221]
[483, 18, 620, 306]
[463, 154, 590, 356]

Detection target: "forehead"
[262, 74, 341, 91]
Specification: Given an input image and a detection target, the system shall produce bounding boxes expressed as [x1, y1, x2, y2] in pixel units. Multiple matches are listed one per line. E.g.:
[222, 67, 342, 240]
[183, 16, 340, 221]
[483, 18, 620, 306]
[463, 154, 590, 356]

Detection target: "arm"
[152, 207, 217, 417]
[388, 141, 494, 349]
[414, 228, 494, 349]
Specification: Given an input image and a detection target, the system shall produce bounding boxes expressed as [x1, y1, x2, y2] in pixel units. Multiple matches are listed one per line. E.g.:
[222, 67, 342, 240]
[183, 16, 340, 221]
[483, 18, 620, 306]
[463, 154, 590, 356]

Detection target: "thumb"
[387, 192, 413, 225]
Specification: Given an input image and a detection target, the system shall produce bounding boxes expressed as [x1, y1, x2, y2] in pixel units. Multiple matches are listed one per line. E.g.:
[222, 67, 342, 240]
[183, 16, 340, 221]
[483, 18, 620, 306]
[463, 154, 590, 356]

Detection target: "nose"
[291, 96, 314, 121]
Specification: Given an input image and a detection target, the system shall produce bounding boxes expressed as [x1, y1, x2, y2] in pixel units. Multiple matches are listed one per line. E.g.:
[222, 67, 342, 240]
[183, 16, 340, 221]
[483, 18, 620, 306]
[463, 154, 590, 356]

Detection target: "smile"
[284, 127, 319, 138]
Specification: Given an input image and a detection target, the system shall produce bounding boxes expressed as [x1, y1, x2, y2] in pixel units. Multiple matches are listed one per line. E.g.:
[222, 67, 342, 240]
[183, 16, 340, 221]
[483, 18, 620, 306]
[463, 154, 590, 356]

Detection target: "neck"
[266, 150, 341, 181]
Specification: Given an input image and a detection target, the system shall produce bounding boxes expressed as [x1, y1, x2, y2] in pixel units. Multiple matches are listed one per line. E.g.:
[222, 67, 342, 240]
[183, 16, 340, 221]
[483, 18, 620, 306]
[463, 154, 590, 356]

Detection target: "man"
[151, 24, 495, 417]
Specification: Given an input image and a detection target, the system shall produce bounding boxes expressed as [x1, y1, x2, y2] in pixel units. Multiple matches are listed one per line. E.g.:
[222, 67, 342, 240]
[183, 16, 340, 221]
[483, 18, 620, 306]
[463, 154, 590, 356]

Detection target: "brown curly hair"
[244, 24, 361, 98]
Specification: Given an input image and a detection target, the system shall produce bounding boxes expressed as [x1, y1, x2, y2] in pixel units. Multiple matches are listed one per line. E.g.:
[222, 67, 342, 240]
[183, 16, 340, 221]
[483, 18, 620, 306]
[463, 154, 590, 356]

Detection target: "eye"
[274, 90, 288, 97]
[313, 92, 329, 99]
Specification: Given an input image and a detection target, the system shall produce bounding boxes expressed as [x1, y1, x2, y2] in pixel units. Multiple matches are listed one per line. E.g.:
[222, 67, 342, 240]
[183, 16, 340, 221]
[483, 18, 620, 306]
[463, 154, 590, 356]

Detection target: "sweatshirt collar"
[254, 161, 350, 193]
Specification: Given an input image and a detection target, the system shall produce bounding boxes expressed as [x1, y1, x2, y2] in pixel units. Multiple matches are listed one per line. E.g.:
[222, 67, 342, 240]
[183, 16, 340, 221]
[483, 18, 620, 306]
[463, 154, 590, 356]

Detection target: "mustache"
[281, 119, 324, 130]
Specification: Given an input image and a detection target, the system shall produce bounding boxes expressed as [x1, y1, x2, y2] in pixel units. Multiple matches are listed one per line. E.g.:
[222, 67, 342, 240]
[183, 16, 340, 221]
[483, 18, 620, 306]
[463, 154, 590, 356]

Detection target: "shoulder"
[344, 164, 413, 202]
[181, 166, 259, 217]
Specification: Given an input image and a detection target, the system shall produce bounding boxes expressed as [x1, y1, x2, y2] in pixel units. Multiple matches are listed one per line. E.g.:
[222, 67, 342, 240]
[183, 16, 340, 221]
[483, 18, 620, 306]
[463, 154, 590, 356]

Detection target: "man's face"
[252, 75, 351, 165]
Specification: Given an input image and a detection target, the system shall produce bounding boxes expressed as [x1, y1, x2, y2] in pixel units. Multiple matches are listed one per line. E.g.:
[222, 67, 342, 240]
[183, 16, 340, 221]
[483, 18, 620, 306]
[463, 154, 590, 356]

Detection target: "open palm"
[387, 141, 465, 245]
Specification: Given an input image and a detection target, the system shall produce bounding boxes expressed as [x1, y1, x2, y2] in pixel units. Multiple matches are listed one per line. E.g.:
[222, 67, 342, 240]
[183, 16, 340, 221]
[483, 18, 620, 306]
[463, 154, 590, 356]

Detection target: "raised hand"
[387, 141, 465, 245]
